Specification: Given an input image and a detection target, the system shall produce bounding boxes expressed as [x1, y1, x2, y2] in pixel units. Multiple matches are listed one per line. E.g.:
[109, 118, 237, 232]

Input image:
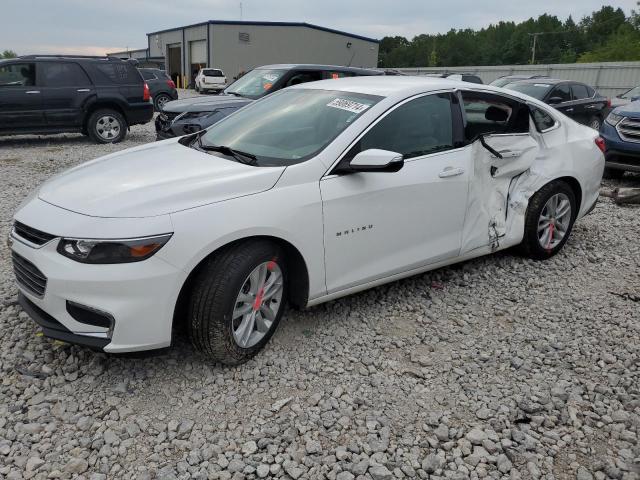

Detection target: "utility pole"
[529, 33, 540, 64]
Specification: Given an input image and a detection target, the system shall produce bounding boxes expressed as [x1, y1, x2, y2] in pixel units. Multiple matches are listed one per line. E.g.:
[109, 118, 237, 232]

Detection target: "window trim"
[529, 104, 560, 133]
[325, 89, 462, 177]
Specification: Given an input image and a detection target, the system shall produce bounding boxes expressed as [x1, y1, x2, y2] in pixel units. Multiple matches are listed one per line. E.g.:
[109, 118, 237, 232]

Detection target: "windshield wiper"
[196, 138, 258, 165]
[225, 91, 244, 97]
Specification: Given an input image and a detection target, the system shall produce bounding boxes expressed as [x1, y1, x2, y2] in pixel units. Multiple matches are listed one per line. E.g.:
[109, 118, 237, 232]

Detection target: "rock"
[26, 457, 45, 472]
[369, 465, 393, 480]
[434, 423, 450, 441]
[272, 397, 293, 412]
[466, 428, 487, 445]
[242, 440, 258, 455]
[577, 466, 594, 480]
[306, 439, 322, 454]
[256, 464, 270, 478]
[422, 454, 444, 473]
[497, 454, 512, 474]
[284, 462, 304, 479]
[337, 472, 355, 480]
[64, 457, 89, 474]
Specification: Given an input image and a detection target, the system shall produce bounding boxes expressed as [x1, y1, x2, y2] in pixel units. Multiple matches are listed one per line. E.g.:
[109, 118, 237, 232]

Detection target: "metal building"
[145, 20, 379, 87]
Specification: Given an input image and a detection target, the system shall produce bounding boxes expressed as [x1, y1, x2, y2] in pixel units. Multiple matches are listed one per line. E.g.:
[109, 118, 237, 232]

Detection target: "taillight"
[606, 98, 611, 108]
[167, 79, 176, 89]
[595, 136, 606, 153]
[143, 83, 150, 102]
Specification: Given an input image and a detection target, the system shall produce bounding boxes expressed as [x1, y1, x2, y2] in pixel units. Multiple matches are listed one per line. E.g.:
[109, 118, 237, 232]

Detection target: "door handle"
[496, 149, 522, 158]
[77, 88, 91, 92]
[565, 108, 574, 112]
[439, 167, 465, 178]
[25, 90, 40, 94]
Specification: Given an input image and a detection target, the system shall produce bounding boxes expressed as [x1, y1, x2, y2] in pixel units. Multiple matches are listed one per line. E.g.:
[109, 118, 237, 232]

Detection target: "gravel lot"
[0, 97, 638, 480]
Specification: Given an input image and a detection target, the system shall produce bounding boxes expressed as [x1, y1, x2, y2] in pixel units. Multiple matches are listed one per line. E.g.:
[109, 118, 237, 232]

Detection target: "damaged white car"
[11, 77, 604, 364]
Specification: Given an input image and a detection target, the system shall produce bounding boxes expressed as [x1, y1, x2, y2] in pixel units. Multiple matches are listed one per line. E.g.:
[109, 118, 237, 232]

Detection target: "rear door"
[458, 90, 540, 254]
[0, 61, 45, 130]
[39, 61, 93, 127]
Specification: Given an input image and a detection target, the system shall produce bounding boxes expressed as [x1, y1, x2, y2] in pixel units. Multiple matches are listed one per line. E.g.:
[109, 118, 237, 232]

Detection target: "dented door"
[460, 133, 540, 254]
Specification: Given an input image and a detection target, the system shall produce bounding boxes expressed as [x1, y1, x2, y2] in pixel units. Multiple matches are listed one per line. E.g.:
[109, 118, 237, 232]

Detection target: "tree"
[1, 50, 17, 59]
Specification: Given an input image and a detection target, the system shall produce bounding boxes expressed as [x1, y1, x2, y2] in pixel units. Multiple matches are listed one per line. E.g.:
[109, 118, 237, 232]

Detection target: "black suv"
[0, 55, 154, 143]
[139, 68, 178, 111]
[156, 64, 384, 140]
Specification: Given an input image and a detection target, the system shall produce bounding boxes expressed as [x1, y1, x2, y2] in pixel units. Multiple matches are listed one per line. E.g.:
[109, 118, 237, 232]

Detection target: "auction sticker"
[327, 98, 371, 114]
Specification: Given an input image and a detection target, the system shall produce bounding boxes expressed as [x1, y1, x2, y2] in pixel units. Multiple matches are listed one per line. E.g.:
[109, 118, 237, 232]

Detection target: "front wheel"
[519, 180, 577, 260]
[187, 240, 287, 365]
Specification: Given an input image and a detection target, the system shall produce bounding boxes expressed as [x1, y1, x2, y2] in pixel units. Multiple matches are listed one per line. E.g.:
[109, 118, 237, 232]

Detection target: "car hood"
[613, 100, 640, 117]
[37, 139, 285, 218]
[162, 94, 253, 113]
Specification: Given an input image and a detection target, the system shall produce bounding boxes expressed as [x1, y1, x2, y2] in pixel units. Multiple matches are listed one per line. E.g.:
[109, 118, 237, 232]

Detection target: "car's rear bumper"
[127, 102, 154, 126]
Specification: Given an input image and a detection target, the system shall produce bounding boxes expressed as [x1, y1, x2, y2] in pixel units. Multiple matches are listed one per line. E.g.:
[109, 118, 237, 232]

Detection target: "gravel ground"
[0, 100, 638, 480]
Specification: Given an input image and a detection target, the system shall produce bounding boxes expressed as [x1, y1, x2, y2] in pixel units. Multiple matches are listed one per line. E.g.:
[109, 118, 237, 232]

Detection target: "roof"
[506, 78, 569, 85]
[292, 76, 554, 108]
[147, 20, 379, 44]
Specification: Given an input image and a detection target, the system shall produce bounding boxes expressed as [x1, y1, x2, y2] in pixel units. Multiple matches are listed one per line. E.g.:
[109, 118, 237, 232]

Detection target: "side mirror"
[349, 149, 404, 173]
[548, 96, 563, 104]
[631, 96, 640, 102]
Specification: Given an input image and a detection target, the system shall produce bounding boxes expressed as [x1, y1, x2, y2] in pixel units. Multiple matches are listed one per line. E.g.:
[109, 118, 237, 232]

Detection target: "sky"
[1, 0, 637, 56]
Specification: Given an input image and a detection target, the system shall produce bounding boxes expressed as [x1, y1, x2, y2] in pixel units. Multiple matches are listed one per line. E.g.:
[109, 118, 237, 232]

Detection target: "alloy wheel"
[232, 261, 284, 348]
[537, 193, 572, 250]
[95, 115, 121, 140]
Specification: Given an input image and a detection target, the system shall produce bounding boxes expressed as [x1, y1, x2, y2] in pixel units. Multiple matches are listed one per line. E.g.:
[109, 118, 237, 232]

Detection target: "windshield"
[224, 68, 287, 99]
[621, 86, 640, 99]
[490, 77, 517, 88]
[199, 88, 382, 166]
[504, 82, 552, 100]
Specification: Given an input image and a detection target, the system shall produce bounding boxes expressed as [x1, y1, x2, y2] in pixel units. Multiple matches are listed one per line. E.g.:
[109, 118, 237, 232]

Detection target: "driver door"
[320, 92, 470, 293]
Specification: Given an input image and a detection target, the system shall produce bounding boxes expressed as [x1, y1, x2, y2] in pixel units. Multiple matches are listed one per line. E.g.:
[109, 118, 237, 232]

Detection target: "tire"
[87, 109, 127, 144]
[519, 180, 577, 260]
[187, 240, 287, 365]
[153, 93, 171, 111]
[195, 84, 200, 93]
[603, 167, 625, 179]
[588, 116, 602, 131]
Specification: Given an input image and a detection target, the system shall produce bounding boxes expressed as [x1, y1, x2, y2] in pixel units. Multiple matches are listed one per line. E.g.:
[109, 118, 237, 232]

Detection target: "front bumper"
[9, 204, 187, 353]
[600, 122, 640, 172]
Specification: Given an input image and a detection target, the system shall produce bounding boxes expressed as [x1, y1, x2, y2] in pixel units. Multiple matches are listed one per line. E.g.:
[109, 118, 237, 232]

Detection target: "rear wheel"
[154, 93, 171, 111]
[87, 109, 127, 144]
[187, 240, 287, 365]
[519, 180, 576, 260]
[588, 116, 602, 131]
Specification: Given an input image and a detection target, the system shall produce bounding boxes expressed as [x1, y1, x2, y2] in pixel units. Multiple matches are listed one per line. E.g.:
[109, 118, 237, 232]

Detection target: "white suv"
[10, 77, 604, 365]
[195, 68, 226, 94]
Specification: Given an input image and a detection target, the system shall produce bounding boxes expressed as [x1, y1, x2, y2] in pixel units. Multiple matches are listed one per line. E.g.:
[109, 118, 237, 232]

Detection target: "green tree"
[1, 50, 17, 59]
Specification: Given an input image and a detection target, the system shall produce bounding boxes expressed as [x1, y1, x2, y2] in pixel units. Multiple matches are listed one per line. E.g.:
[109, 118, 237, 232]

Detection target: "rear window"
[202, 69, 223, 77]
[89, 62, 141, 85]
[140, 70, 157, 80]
[505, 82, 553, 100]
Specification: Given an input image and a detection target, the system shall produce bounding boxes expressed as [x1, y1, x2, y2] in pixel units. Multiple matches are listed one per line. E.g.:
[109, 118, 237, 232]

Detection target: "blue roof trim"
[146, 20, 379, 44]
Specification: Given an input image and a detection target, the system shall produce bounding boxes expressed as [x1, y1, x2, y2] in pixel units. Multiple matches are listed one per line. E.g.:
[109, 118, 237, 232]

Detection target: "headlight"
[57, 234, 172, 264]
[606, 112, 624, 126]
[176, 111, 212, 121]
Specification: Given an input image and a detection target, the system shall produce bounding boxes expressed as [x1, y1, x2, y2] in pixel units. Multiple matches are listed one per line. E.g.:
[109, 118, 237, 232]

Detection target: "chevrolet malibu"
[10, 77, 604, 365]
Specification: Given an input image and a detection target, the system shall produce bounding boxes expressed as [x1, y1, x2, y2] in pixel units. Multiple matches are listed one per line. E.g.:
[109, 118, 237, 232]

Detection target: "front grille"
[12, 252, 47, 298]
[13, 221, 56, 246]
[617, 117, 640, 143]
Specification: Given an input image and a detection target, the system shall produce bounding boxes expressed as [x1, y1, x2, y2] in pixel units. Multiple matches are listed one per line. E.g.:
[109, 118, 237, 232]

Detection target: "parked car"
[139, 67, 178, 111]
[611, 85, 640, 107]
[155, 64, 384, 139]
[194, 68, 227, 94]
[490, 74, 549, 88]
[504, 79, 610, 130]
[11, 76, 603, 364]
[599, 101, 640, 178]
[0, 55, 153, 143]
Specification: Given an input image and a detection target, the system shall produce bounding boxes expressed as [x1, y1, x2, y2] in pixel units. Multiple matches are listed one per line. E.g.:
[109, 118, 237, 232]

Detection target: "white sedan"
[10, 77, 604, 364]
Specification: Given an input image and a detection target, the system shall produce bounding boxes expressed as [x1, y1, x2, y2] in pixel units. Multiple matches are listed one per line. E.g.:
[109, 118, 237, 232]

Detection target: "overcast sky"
[2, 0, 636, 55]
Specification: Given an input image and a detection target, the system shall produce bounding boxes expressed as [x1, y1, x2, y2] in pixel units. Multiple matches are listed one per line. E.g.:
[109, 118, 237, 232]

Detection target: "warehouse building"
[143, 20, 379, 86]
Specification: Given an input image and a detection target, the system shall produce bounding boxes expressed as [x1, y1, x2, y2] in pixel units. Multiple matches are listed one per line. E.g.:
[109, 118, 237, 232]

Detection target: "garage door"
[190, 40, 206, 65]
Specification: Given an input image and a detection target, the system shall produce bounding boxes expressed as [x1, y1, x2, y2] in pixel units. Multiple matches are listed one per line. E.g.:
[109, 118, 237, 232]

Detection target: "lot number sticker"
[327, 98, 371, 114]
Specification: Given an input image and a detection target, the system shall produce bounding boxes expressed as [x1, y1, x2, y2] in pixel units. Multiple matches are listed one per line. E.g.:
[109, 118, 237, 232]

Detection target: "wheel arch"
[83, 101, 128, 132]
[171, 235, 310, 337]
[554, 175, 583, 212]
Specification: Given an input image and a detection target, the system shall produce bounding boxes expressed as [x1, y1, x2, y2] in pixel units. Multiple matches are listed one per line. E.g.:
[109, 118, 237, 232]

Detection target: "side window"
[549, 84, 571, 102]
[285, 70, 323, 87]
[90, 63, 137, 85]
[571, 84, 589, 100]
[42, 62, 91, 87]
[530, 106, 556, 132]
[461, 91, 529, 140]
[353, 93, 454, 160]
[586, 85, 595, 97]
[140, 70, 157, 81]
[0, 63, 35, 87]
